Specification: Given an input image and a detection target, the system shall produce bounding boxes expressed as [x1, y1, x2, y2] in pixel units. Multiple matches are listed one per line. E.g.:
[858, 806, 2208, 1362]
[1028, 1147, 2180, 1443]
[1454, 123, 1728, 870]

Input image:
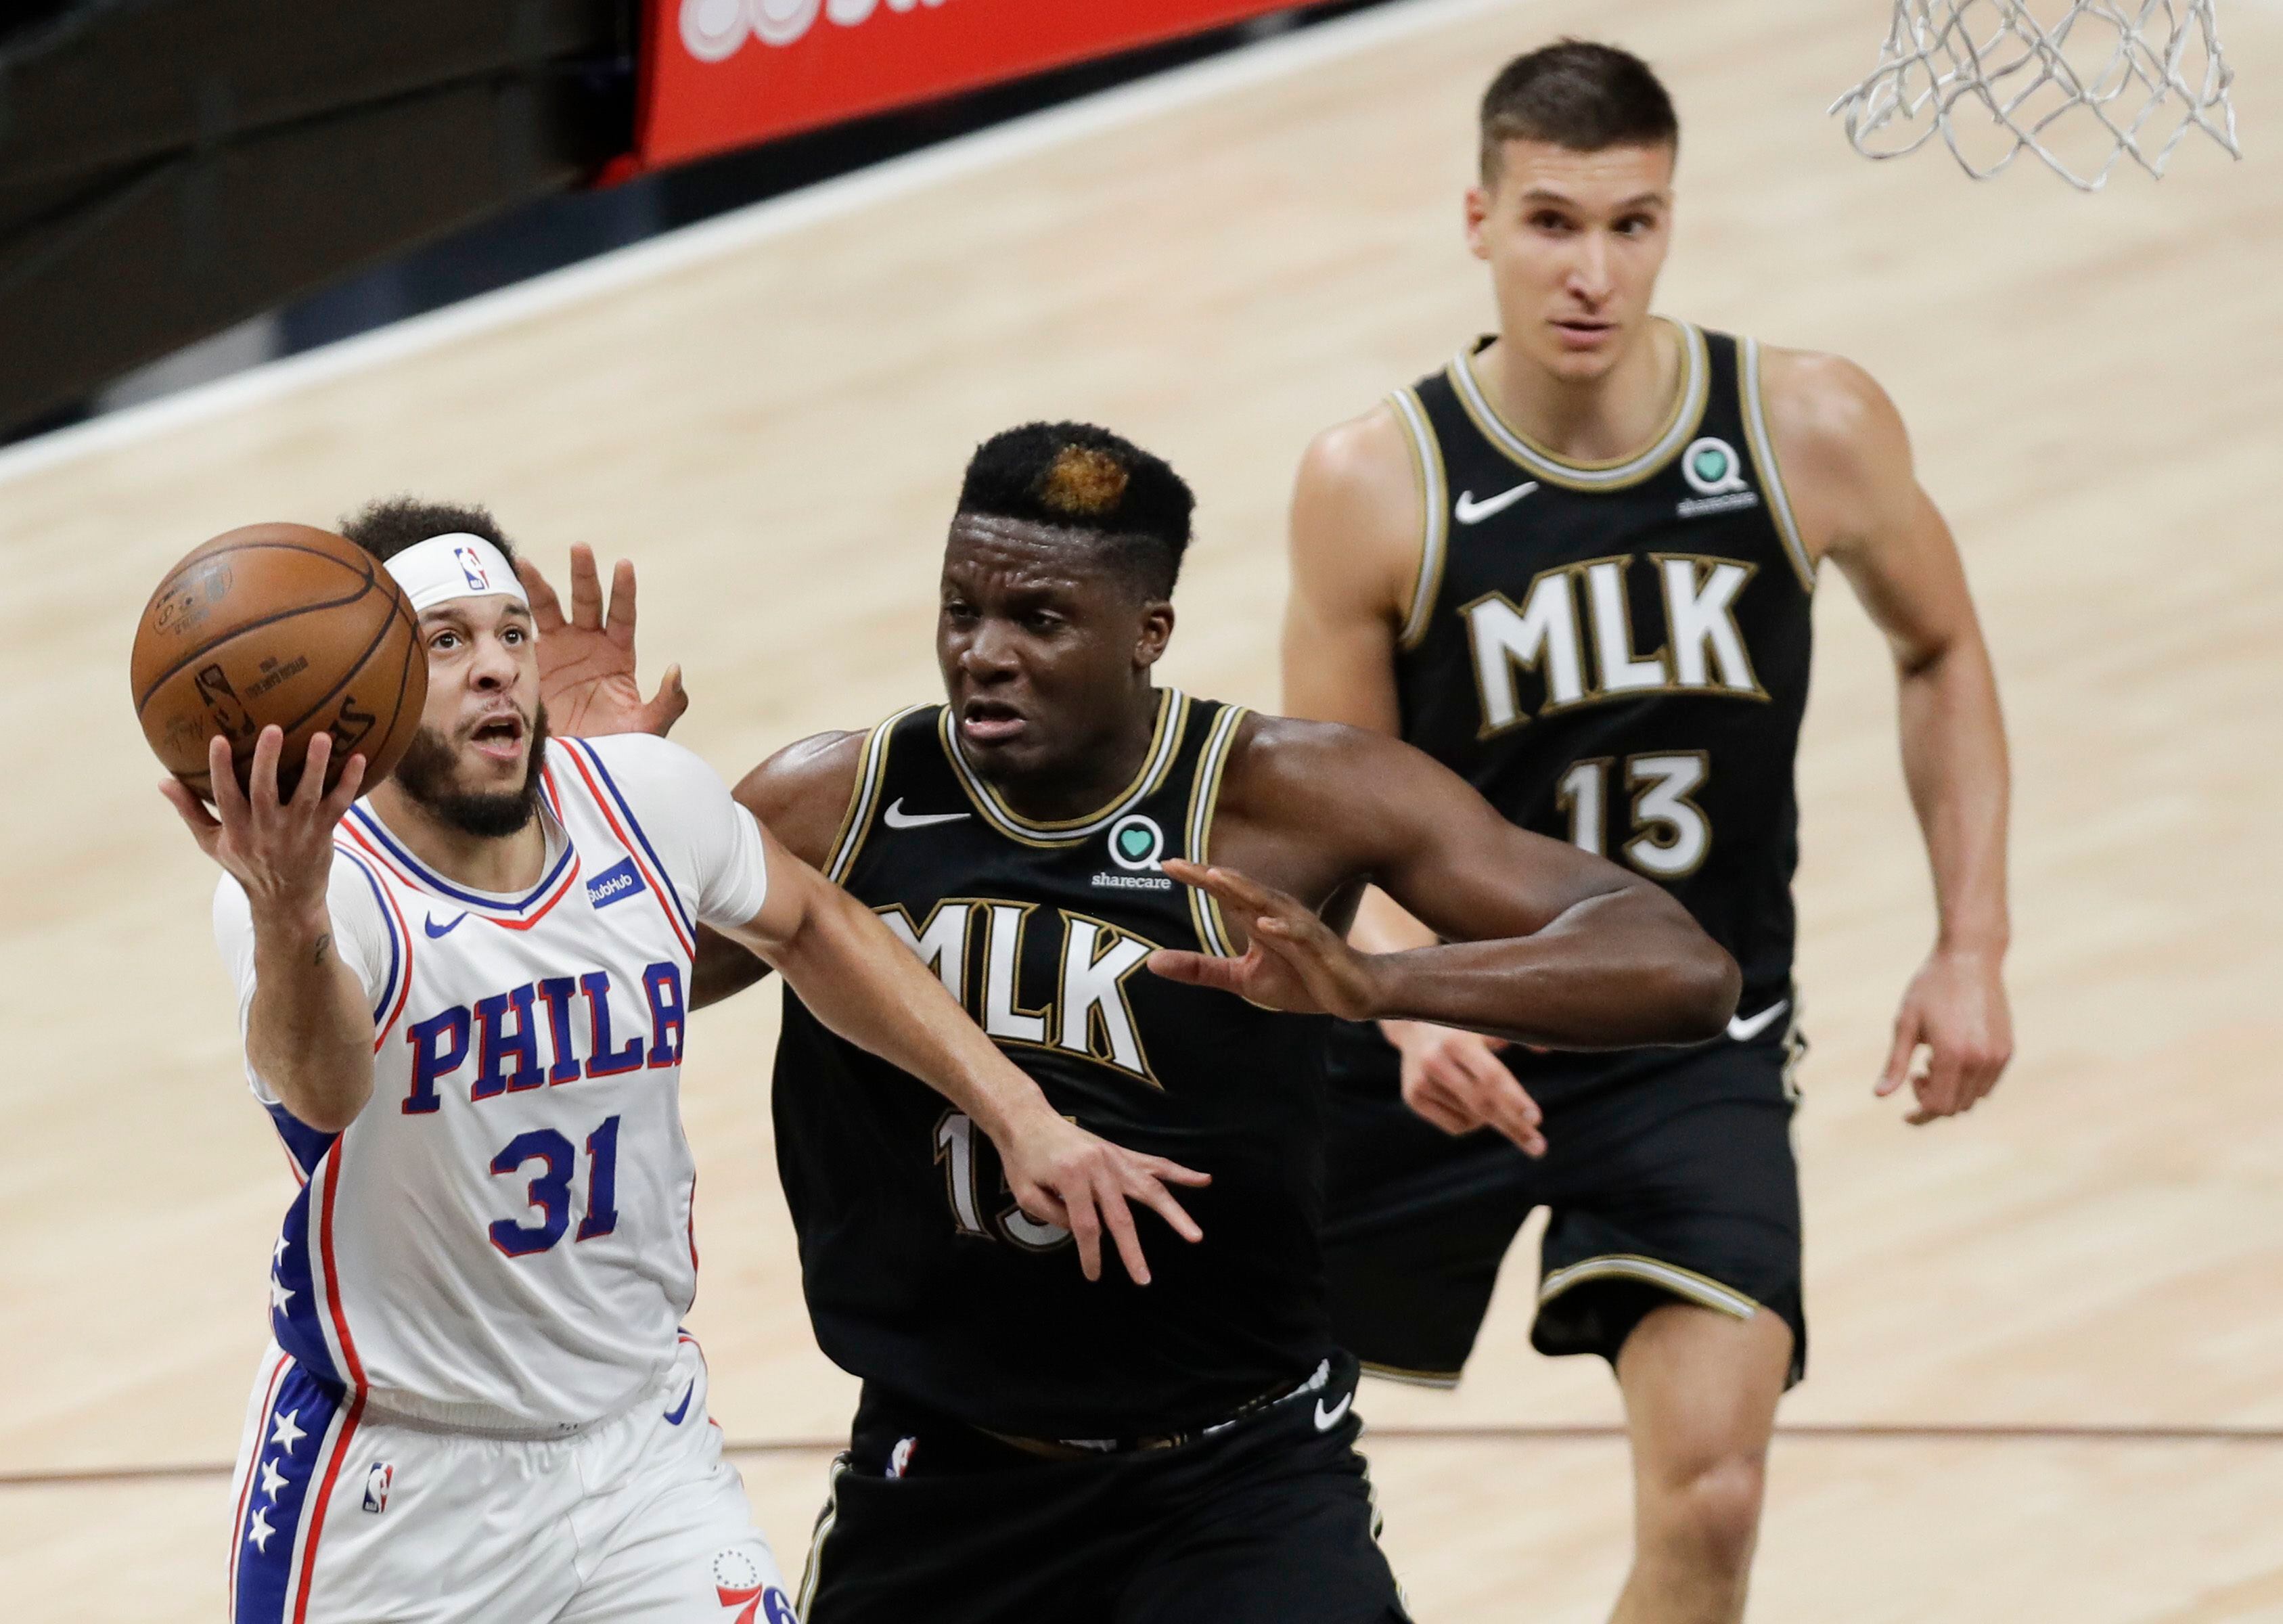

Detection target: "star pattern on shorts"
[246, 1507, 276, 1552]
[258, 1455, 291, 1502]
[269, 1408, 307, 1455]
[269, 1274, 296, 1312]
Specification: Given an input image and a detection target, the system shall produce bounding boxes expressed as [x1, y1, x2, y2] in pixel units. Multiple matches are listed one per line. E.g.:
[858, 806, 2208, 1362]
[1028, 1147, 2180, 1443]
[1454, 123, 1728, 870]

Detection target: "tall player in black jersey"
[1284, 43, 2015, 1624]
[529, 422, 1738, 1623]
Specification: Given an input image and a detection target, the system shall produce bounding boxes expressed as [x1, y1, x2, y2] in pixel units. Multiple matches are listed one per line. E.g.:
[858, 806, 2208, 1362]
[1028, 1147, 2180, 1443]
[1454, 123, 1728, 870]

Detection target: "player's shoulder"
[559, 729, 720, 794]
[1757, 343, 1909, 468]
[731, 727, 869, 870]
[1216, 709, 1416, 809]
[1296, 399, 1414, 505]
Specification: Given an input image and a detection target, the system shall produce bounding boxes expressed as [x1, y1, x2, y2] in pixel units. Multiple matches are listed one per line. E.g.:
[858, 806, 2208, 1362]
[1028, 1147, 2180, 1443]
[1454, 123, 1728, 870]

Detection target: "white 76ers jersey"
[214, 734, 769, 1431]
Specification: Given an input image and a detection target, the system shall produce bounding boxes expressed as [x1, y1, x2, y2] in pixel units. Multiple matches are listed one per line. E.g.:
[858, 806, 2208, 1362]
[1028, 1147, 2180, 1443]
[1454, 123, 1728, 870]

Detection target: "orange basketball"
[131, 524, 427, 802]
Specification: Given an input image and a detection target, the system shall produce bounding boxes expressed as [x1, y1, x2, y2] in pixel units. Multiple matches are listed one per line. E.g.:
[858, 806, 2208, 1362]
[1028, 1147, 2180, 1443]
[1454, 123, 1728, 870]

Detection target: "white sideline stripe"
[0, 0, 1525, 491]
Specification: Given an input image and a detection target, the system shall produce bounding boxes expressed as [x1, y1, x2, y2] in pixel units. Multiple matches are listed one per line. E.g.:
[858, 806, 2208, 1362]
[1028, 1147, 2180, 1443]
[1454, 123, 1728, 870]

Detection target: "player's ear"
[1134, 601, 1174, 670]
[1464, 183, 1492, 261]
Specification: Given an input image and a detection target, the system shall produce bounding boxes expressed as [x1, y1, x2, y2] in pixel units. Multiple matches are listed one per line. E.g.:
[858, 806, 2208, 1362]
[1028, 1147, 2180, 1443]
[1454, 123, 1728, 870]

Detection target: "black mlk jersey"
[1359, 323, 1814, 1089]
[771, 692, 1335, 1438]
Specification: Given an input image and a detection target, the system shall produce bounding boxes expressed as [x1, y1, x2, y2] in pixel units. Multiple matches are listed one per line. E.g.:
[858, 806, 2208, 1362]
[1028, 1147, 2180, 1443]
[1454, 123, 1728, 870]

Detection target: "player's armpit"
[689, 924, 773, 1010]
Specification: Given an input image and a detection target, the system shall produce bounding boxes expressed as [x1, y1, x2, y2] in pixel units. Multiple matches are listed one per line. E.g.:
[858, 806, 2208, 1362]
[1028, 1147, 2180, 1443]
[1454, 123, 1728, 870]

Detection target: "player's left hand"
[518, 544, 689, 738]
[1148, 859, 1382, 1021]
[1876, 945, 2012, 1125]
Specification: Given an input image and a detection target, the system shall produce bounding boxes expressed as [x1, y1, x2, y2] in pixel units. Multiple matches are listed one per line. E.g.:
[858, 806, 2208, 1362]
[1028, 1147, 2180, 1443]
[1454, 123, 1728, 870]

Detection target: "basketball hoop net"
[1830, 0, 2242, 189]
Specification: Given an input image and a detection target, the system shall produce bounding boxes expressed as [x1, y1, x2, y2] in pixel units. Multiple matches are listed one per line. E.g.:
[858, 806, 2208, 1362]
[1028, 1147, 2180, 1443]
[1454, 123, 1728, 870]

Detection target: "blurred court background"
[2, 1, 2280, 1619]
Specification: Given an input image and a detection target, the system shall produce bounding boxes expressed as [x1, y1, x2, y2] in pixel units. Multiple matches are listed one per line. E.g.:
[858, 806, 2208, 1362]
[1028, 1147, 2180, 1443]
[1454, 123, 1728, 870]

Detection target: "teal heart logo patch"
[1106, 814, 1164, 872]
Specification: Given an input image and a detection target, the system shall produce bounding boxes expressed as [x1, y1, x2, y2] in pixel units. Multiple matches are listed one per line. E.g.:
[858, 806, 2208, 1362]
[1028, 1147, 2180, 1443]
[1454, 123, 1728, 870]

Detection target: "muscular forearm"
[1365, 886, 1738, 1048]
[245, 903, 376, 1131]
[760, 884, 1056, 1145]
[1897, 635, 2010, 953]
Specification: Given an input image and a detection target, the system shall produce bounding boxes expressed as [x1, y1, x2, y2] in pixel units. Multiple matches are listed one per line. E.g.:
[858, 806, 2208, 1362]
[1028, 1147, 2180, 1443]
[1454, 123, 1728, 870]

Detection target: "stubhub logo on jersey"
[586, 857, 648, 910]
[400, 963, 687, 1115]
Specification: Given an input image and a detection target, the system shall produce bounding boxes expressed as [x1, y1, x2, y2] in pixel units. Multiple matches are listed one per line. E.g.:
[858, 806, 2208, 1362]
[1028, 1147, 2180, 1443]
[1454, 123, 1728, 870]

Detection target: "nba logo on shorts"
[361, 1462, 394, 1514]
[886, 1436, 918, 1479]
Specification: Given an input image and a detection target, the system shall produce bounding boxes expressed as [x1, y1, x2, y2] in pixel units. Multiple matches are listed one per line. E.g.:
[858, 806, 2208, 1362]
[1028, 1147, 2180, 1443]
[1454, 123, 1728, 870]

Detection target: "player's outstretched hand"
[1148, 859, 1382, 1020]
[1877, 945, 2013, 1126]
[997, 1110, 1211, 1286]
[518, 543, 689, 738]
[1383, 1020, 1545, 1157]
[161, 728, 364, 914]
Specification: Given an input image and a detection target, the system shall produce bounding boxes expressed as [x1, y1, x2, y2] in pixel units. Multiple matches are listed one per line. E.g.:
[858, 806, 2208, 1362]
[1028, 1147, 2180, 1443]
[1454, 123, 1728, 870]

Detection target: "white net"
[1831, 0, 2242, 189]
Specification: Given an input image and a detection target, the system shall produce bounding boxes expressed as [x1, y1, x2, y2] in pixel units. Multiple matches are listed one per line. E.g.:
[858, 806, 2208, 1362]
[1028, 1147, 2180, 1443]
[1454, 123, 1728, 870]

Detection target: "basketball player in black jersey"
[527, 422, 1738, 1622]
[1284, 43, 2015, 1624]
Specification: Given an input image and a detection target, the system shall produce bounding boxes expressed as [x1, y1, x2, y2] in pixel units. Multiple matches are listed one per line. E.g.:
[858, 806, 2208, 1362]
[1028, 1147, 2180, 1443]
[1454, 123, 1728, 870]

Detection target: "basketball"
[129, 522, 427, 802]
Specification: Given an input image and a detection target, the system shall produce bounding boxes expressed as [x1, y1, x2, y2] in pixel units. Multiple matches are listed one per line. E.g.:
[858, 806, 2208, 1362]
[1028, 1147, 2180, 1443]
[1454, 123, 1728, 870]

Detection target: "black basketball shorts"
[1322, 1016, 1807, 1389]
[795, 1350, 1410, 1624]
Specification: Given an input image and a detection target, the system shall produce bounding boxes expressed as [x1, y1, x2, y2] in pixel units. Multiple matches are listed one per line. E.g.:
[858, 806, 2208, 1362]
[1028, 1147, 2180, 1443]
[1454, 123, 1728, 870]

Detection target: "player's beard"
[391, 704, 552, 838]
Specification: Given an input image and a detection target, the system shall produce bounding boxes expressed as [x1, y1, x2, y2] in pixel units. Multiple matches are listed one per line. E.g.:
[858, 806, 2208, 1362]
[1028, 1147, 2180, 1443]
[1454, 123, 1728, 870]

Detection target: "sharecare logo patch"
[587, 857, 647, 909]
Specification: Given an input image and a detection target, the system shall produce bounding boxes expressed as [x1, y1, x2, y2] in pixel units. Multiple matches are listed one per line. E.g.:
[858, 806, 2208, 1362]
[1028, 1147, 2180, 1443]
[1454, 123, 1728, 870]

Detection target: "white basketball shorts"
[225, 1334, 794, 1623]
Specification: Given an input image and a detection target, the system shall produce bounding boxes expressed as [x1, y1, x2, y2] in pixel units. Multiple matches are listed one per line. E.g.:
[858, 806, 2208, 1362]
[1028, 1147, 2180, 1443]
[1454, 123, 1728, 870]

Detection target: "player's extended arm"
[1152, 722, 1738, 1048]
[162, 728, 376, 1132]
[710, 770, 1210, 1285]
[1771, 352, 2014, 1124]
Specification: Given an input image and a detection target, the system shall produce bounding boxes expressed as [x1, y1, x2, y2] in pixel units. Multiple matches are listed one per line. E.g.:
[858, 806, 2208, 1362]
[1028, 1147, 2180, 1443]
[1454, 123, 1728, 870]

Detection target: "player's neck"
[365, 782, 549, 894]
[1480, 317, 1680, 464]
[985, 685, 1164, 825]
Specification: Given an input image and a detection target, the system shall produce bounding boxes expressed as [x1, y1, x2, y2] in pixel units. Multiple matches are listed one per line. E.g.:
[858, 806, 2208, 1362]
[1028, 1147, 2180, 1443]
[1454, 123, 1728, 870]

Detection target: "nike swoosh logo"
[1727, 999, 1790, 1043]
[423, 913, 466, 939]
[662, 1380, 694, 1426]
[1313, 1391, 1353, 1433]
[882, 798, 970, 830]
[1453, 482, 1539, 524]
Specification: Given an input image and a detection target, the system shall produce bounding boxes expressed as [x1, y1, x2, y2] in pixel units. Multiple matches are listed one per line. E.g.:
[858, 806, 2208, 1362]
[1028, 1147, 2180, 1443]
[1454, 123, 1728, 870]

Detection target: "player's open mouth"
[468, 712, 526, 762]
[959, 699, 1027, 745]
[1553, 318, 1615, 348]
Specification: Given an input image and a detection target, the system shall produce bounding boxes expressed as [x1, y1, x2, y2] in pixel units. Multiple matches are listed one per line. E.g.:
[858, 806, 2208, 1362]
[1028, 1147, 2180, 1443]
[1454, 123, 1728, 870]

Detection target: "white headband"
[384, 533, 531, 614]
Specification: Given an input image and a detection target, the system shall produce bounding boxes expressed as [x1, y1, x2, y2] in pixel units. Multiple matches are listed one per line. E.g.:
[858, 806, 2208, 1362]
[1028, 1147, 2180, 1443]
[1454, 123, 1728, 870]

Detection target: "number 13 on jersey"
[1556, 752, 1712, 878]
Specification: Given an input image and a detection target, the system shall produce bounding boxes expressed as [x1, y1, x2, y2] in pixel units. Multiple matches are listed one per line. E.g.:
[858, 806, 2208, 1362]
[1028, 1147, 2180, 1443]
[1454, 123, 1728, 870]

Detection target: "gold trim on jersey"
[939, 688, 1188, 848]
[1447, 319, 1710, 491]
[825, 704, 929, 883]
[1181, 703, 1249, 957]
[1739, 336, 1817, 593]
[796, 1454, 849, 1616]
[1358, 1358, 1462, 1389]
[1388, 387, 1449, 650]
[1538, 1253, 1761, 1320]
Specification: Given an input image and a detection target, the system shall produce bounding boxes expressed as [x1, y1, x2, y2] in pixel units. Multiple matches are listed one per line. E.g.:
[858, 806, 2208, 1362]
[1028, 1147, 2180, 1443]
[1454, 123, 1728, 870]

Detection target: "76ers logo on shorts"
[712, 1549, 795, 1623]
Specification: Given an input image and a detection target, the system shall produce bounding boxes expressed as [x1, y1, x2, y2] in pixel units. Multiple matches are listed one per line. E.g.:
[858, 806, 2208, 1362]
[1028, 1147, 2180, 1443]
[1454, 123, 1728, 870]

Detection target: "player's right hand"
[162, 728, 364, 916]
[1383, 1019, 1546, 1157]
[997, 1111, 1212, 1286]
[518, 544, 689, 738]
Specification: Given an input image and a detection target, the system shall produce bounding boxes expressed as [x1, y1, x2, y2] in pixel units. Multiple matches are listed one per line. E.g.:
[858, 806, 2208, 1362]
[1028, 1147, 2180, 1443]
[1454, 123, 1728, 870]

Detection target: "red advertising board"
[627, 0, 1308, 172]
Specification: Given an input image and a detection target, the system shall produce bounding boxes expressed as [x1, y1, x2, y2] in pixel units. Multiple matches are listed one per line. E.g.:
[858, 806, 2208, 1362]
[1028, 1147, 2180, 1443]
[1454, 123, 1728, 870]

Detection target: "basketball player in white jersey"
[160, 499, 1208, 1624]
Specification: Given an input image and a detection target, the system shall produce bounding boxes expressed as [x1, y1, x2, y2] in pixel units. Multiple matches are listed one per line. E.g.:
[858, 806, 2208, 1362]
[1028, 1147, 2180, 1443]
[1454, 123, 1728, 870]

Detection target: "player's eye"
[1530, 210, 1572, 233]
[430, 631, 460, 651]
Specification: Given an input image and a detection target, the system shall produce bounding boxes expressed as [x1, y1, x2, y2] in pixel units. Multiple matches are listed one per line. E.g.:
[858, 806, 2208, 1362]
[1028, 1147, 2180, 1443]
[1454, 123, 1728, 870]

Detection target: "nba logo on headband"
[385, 532, 532, 615]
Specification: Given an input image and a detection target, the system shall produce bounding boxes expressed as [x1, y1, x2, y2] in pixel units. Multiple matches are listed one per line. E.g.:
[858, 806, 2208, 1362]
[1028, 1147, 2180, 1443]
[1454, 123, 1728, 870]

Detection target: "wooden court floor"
[3, 1, 2280, 1617]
